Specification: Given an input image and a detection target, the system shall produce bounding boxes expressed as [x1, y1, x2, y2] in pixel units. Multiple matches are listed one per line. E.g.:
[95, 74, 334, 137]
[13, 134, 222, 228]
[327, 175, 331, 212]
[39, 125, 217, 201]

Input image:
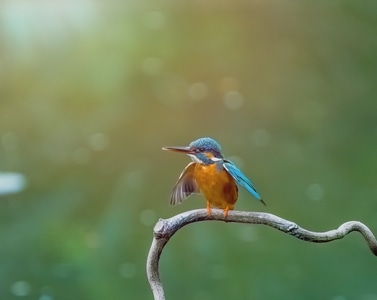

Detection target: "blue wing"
[170, 162, 199, 205]
[223, 160, 265, 204]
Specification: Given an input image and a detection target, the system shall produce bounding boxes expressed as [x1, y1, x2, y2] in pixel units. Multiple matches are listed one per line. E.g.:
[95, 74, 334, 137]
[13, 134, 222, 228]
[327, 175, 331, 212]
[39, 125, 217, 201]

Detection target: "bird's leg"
[223, 206, 229, 218]
[206, 201, 211, 216]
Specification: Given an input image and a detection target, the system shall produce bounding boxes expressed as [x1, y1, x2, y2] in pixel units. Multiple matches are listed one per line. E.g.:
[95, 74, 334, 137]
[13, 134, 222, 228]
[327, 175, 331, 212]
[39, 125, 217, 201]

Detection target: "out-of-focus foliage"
[1, 0, 377, 299]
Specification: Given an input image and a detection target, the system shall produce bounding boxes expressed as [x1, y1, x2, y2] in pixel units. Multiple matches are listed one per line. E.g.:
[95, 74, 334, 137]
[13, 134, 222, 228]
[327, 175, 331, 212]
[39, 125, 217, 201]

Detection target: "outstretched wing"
[223, 160, 265, 205]
[170, 162, 199, 206]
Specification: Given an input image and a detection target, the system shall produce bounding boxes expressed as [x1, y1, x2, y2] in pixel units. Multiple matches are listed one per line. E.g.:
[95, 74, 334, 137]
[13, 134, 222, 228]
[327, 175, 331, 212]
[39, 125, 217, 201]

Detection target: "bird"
[162, 137, 265, 217]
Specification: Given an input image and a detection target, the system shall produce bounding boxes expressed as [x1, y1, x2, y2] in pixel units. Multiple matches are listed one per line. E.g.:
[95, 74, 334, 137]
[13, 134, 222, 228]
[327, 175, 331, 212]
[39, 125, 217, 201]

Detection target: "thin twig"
[146, 209, 377, 300]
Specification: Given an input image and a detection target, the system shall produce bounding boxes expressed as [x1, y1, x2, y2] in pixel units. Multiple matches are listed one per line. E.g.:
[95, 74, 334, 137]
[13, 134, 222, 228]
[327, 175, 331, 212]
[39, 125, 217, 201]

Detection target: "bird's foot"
[223, 206, 229, 218]
[206, 202, 211, 216]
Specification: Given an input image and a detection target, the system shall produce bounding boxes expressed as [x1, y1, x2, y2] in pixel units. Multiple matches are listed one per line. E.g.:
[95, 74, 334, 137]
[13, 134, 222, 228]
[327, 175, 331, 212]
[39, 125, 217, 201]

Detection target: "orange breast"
[194, 163, 238, 210]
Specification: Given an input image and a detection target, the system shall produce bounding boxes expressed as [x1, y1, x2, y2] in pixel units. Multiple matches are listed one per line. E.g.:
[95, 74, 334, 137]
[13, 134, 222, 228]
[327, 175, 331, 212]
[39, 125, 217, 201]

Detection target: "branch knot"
[153, 220, 166, 239]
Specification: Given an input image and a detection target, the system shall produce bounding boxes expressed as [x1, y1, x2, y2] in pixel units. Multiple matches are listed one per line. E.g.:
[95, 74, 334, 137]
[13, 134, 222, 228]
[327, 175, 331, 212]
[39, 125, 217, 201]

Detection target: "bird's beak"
[162, 146, 193, 154]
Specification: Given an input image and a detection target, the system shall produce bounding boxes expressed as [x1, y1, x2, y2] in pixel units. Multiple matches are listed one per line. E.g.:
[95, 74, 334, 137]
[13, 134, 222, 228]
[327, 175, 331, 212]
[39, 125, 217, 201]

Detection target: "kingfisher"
[163, 137, 265, 217]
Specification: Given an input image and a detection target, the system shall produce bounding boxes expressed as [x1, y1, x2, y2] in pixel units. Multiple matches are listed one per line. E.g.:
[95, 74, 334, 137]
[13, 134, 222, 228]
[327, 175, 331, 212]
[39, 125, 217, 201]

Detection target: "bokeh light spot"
[143, 11, 166, 30]
[223, 91, 244, 110]
[126, 170, 144, 189]
[89, 133, 109, 151]
[11, 281, 31, 296]
[85, 232, 101, 249]
[119, 262, 136, 278]
[39, 286, 54, 300]
[39, 295, 53, 300]
[187, 82, 208, 101]
[250, 129, 271, 147]
[141, 57, 163, 76]
[306, 183, 324, 201]
[283, 142, 303, 162]
[237, 226, 259, 242]
[0, 172, 27, 195]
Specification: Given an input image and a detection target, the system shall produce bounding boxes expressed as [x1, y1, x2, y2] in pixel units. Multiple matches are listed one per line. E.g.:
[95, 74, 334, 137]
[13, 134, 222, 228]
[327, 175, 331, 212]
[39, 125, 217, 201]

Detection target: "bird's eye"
[199, 147, 205, 152]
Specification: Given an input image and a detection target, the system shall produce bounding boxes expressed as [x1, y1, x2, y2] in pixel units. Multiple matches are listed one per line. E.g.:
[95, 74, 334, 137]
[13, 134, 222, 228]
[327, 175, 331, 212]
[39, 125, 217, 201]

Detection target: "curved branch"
[146, 209, 377, 300]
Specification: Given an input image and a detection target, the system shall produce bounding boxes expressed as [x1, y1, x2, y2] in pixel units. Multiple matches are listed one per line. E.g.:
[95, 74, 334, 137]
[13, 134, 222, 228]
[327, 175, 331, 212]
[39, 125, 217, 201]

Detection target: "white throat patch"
[188, 154, 203, 164]
[210, 157, 222, 162]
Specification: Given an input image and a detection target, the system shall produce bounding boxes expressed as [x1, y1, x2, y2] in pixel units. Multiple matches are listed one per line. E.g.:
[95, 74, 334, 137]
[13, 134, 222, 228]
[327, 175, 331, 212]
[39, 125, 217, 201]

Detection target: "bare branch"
[146, 209, 377, 300]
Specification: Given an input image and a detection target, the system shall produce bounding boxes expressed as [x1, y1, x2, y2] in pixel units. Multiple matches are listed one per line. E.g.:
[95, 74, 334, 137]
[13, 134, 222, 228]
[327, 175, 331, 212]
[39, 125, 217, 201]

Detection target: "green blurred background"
[1, 0, 377, 299]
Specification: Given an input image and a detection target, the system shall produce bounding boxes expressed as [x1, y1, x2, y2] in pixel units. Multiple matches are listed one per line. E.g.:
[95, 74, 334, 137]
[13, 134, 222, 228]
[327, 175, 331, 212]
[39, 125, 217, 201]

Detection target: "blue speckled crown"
[189, 137, 223, 158]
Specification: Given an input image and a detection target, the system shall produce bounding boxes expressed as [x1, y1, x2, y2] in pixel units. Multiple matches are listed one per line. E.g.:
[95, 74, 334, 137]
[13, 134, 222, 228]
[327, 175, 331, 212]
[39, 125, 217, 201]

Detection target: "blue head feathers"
[189, 137, 223, 158]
